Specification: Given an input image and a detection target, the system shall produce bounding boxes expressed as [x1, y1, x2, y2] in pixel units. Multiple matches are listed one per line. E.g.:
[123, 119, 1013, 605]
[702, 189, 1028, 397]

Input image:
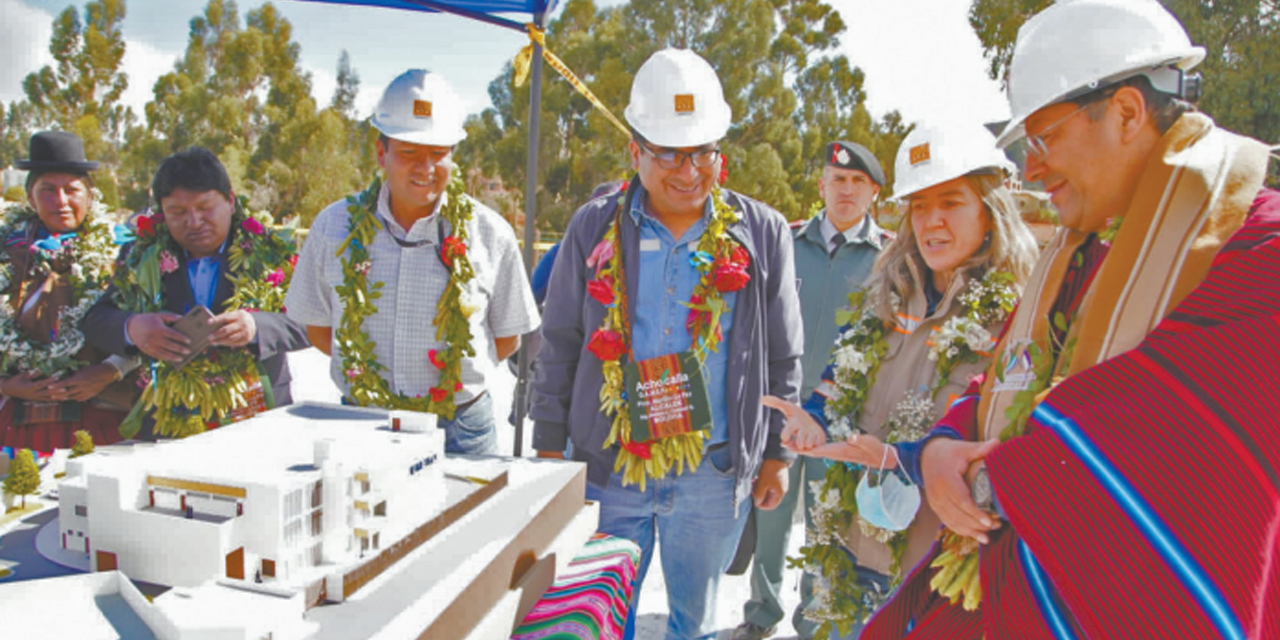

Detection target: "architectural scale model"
[57, 404, 445, 596]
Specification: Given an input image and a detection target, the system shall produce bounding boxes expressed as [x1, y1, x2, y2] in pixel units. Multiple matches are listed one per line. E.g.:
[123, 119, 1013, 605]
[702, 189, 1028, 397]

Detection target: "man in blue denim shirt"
[530, 49, 804, 640]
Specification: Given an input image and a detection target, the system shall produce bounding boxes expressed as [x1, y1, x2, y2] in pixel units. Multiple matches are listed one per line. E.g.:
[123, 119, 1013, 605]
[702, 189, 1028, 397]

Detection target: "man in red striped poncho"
[865, 1, 1280, 639]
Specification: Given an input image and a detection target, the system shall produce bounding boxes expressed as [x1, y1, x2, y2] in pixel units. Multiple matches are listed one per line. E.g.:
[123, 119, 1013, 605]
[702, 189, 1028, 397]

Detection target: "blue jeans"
[586, 445, 748, 640]
[440, 393, 497, 455]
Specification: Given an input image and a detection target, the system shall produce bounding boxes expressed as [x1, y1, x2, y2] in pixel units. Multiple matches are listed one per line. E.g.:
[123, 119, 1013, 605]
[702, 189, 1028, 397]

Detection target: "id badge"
[623, 351, 713, 441]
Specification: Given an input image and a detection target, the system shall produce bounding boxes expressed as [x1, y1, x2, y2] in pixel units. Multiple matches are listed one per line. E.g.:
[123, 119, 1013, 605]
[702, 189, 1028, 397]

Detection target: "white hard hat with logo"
[893, 122, 1014, 200]
[371, 69, 467, 146]
[996, 0, 1204, 148]
[625, 49, 732, 148]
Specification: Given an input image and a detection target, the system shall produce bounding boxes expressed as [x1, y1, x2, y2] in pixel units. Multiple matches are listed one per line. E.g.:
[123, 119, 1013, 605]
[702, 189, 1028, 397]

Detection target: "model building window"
[285, 489, 303, 520]
[311, 510, 323, 537]
[74, 505, 87, 517]
[285, 520, 302, 546]
[311, 480, 323, 509]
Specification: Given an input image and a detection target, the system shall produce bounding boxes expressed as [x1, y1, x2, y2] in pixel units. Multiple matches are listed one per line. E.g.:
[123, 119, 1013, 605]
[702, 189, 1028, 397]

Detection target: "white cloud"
[0, 0, 52, 105]
[119, 39, 177, 116]
[832, 0, 1010, 129]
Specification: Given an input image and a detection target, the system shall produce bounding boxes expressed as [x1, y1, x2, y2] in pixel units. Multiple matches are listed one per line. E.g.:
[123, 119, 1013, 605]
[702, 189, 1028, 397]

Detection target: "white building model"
[57, 406, 445, 598]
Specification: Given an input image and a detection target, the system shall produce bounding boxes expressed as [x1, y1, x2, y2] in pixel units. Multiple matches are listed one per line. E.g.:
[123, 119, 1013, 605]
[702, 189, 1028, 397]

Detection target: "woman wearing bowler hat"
[0, 130, 136, 451]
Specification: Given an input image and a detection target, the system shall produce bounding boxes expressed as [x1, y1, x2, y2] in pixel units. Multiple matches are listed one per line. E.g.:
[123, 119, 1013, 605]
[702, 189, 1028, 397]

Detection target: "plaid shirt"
[285, 182, 539, 403]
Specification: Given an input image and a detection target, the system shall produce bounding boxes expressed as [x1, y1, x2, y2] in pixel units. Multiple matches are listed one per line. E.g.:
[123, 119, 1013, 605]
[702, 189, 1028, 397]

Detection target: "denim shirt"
[629, 187, 735, 445]
[187, 256, 221, 310]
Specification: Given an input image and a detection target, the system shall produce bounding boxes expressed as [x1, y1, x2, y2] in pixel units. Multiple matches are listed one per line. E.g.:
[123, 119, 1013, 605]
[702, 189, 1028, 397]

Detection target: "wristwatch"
[971, 465, 993, 511]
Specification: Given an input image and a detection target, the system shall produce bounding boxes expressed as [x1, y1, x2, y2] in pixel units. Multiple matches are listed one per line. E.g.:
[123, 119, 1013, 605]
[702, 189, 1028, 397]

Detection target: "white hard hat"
[625, 49, 732, 148]
[893, 122, 1014, 200]
[996, 0, 1204, 148]
[370, 70, 467, 146]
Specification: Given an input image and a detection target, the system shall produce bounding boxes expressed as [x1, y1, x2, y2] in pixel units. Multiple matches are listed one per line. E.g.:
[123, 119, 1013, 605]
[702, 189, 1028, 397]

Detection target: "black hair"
[150, 147, 233, 207]
[25, 169, 94, 195]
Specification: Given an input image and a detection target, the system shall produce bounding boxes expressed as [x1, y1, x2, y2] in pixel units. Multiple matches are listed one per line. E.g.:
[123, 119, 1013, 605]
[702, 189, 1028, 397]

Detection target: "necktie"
[831, 233, 847, 256]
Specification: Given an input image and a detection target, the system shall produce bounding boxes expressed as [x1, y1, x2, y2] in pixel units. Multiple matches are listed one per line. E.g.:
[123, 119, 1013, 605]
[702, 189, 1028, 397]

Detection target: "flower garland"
[588, 184, 750, 489]
[0, 195, 117, 379]
[336, 175, 476, 419]
[926, 271, 1018, 397]
[112, 200, 297, 439]
[795, 270, 1017, 635]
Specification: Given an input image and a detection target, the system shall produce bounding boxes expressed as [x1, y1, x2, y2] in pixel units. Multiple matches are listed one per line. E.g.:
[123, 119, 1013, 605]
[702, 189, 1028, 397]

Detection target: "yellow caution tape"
[513, 23, 631, 137]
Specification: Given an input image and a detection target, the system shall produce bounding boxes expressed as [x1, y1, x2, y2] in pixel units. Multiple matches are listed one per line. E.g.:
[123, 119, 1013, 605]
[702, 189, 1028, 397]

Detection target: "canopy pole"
[513, 10, 546, 458]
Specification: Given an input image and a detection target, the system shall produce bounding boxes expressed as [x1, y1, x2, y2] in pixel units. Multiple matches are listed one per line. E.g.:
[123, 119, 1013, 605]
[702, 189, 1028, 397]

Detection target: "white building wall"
[89, 472, 233, 587]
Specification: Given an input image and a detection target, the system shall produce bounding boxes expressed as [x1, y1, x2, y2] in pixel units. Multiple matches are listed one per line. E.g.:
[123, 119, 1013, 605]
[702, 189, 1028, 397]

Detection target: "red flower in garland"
[588, 329, 626, 361]
[136, 215, 155, 239]
[440, 236, 467, 268]
[428, 349, 446, 369]
[429, 387, 449, 403]
[713, 263, 749, 292]
[622, 440, 653, 460]
[241, 218, 266, 235]
[587, 276, 615, 306]
[454, 382, 463, 391]
[288, 254, 299, 267]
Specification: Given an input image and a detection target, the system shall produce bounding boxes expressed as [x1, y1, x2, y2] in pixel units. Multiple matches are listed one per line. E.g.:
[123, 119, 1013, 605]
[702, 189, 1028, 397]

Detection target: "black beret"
[824, 141, 884, 186]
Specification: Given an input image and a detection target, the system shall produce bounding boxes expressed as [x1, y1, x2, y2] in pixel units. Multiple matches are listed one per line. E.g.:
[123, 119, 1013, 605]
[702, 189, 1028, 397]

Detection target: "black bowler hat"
[15, 131, 100, 172]
[824, 140, 884, 186]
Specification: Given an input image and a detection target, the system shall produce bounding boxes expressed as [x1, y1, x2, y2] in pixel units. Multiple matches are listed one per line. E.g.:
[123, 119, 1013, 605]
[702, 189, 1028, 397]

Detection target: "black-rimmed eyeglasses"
[639, 142, 721, 170]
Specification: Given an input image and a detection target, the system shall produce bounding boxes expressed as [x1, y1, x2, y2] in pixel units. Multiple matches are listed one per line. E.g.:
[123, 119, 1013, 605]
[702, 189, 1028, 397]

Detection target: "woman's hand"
[762, 395, 827, 452]
[802, 432, 897, 467]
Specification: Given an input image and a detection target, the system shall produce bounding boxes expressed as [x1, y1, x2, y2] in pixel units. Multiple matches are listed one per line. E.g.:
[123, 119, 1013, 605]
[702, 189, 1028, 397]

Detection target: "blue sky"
[1, 0, 1009, 130]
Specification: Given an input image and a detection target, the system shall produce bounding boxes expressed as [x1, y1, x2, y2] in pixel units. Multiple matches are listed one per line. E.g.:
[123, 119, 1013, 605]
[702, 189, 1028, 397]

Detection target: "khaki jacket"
[844, 261, 999, 576]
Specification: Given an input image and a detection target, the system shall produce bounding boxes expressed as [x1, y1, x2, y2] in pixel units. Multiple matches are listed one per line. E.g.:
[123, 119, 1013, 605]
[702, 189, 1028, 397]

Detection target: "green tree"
[2, 101, 38, 168]
[124, 0, 370, 219]
[969, 0, 1280, 183]
[19, 0, 134, 208]
[3, 449, 41, 509]
[456, 0, 908, 231]
[331, 49, 360, 119]
[71, 430, 95, 458]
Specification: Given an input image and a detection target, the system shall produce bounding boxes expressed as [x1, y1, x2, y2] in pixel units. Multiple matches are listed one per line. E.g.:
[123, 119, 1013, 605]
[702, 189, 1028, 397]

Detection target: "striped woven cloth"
[512, 533, 640, 640]
[863, 186, 1280, 640]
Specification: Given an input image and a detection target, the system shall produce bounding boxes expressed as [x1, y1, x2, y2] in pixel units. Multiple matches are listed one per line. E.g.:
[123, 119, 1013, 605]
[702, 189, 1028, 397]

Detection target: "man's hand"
[920, 437, 1001, 543]
[210, 310, 257, 347]
[752, 458, 790, 510]
[0, 372, 62, 402]
[762, 395, 826, 452]
[51, 363, 119, 402]
[126, 312, 189, 363]
[535, 449, 566, 460]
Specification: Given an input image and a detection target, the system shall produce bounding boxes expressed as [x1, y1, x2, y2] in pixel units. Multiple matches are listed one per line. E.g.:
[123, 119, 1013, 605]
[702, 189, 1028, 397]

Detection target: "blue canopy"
[295, 0, 559, 31]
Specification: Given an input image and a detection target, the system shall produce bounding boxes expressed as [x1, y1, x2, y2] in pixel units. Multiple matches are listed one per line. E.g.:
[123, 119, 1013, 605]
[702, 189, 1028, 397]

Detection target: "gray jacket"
[530, 178, 804, 507]
[793, 213, 888, 397]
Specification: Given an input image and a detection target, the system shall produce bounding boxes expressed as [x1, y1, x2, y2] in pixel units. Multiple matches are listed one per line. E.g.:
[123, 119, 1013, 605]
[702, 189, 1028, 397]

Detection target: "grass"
[0, 501, 48, 528]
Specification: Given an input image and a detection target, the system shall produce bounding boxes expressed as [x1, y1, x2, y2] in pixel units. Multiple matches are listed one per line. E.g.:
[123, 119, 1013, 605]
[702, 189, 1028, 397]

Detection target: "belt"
[340, 390, 488, 413]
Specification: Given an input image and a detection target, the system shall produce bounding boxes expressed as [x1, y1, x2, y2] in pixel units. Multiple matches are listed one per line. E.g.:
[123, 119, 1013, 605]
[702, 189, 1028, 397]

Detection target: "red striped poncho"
[862, 188, 1280, 640]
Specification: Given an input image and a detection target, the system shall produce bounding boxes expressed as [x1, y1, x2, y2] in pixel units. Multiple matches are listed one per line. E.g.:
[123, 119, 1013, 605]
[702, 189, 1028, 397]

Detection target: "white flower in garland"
[833, 344, 870, 377]
[0, 193, 118, 379]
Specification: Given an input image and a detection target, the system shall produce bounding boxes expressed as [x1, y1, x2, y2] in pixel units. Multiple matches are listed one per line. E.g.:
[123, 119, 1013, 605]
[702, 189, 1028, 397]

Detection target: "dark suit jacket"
[85, 232, 311, 428]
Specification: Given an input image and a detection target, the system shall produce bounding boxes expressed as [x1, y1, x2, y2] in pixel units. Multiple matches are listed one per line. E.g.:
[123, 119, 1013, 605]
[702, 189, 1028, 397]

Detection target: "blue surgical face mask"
[855, 445, 921, 532]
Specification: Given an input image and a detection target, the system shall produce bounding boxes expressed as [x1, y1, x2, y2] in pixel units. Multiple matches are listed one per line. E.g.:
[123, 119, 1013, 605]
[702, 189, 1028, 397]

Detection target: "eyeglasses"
[638, 142, 721, 170]
[1024, 104, 1090, 158]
